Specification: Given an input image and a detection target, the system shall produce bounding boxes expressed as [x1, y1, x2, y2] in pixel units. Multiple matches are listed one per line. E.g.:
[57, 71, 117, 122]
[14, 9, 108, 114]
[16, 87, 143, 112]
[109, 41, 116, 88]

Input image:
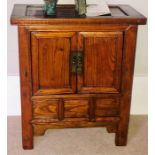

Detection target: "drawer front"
[32, 96, 120, 121]
[95, 98, 120, 117]
[33, 99, 59, 119]
[64, 99, 89, 118]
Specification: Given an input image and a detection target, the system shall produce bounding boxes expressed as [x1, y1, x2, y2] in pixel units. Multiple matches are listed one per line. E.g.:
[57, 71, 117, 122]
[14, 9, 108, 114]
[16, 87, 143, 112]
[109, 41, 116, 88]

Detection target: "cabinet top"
[10, 4, 147, 25]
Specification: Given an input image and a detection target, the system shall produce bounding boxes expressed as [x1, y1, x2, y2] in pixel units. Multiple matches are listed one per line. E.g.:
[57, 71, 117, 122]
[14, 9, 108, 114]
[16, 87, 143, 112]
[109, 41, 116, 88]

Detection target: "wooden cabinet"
[11, 4, 147, 149]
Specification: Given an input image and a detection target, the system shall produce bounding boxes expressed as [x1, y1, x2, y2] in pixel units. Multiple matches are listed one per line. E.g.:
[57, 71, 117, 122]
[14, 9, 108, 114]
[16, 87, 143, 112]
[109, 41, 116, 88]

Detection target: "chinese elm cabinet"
[10, 4, 147, 149]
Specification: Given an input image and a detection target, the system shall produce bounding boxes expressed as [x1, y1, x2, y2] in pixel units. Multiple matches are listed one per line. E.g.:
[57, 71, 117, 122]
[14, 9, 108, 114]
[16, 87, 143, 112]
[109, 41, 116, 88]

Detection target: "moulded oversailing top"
[10, 4, 147, 25]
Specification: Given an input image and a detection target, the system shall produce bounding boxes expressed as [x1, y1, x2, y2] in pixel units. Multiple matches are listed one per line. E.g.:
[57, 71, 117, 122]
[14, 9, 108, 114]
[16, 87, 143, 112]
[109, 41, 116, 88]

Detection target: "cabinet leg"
[22, 138, 33, 149]
[114, 25, 138, 146]
[18, 27, 34, 149]
[115, 120, 129, 146]
[22, 119, 33, 149]
[115, 130, 128, 146]
[21, 103, 34, 149]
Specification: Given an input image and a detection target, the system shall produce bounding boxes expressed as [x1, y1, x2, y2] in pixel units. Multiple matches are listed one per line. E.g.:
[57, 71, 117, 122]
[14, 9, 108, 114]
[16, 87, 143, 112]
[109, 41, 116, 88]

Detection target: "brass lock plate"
[70, 51, 83, 74]
[77, 52, 83, 74]
[70, 52, 77, 74]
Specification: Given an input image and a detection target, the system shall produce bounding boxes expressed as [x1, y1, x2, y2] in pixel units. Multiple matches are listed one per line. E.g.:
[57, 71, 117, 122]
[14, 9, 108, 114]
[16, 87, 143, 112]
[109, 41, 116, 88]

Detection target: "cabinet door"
[77, 32, 123, 93]
[31, 32, 76, 95]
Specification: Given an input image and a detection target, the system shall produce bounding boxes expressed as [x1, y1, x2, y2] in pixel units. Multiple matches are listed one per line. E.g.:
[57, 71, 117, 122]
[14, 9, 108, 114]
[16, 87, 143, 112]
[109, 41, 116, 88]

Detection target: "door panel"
[77, 32, 123, 93]
[31, 32, 76, 95]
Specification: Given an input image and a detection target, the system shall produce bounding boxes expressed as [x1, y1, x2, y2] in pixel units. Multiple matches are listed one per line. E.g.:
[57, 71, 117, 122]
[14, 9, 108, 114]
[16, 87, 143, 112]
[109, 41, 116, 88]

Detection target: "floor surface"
[7, 115, 147, 155]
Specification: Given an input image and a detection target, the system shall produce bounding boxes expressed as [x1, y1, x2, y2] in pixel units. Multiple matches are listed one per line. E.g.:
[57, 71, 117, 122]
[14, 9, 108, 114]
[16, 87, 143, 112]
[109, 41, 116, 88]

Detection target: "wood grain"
[31, 94, 121, 100]
[115, 25, 138, 146]
[58, 99, 64, 121]
[95, 98, 120, 117]
[32, 117, 120, 136]
[11, 4, 146, 149]
[78, 32, 123, 93]
[11, 4, 147, 25]
[32, 97, 120, 121]
[26, 24, 129, 32]
[33, 99, 59, 119]
[31, 32, 76, 95]
[88, 98, 96, 122]
[64, 99, 89, 118]
[18, 26, 33, 149]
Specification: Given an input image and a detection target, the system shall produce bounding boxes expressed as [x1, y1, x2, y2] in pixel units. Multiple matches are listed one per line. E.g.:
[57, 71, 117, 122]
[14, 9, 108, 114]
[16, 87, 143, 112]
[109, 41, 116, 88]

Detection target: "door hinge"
[70, 50, 83, 74]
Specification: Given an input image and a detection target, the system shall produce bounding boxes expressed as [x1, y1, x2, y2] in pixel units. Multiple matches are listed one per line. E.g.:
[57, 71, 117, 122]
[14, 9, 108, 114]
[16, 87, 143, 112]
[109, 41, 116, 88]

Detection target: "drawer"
[33, 98, 89, 120]
[32, 96, 120, 121]
[95, 98, 120, 117]
[64, 99, 89, 118]
[33, 99, 59, 119]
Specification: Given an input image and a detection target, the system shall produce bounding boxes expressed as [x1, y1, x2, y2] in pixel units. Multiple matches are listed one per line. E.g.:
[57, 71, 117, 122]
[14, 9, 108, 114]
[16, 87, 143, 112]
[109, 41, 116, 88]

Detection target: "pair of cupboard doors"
[31, 31, 123, 96]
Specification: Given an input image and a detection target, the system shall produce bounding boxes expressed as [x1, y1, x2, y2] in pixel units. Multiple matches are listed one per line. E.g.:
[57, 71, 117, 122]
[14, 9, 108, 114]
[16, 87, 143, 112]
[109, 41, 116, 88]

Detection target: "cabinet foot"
[115, 132, 127, 146]
[22, 137, 33, 149]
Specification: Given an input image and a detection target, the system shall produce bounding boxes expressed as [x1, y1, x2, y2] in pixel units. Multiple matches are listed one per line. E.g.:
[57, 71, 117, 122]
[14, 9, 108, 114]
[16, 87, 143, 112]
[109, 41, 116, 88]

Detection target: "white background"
[7, 0, 148, 115]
